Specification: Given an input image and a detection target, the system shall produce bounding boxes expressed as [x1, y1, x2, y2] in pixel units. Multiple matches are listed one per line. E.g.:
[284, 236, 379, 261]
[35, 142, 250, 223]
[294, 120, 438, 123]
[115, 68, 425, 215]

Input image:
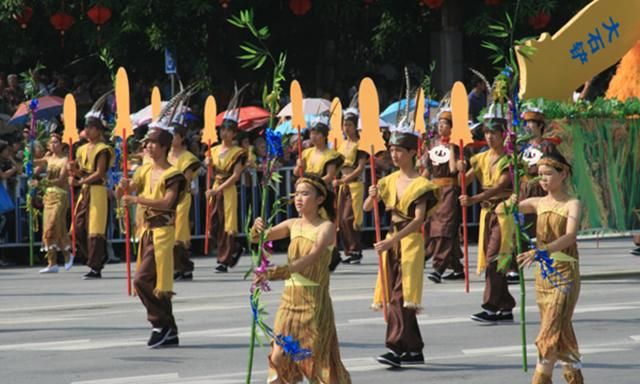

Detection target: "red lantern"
[289, 0, 311, 16]
[50, 11, 75, 47]
[420, 0, 444, 9]
[219, 0, 230, 9]
[14, 6, 33, 29]
[87, 5, 112, 31]
[529, 11, 550, 30]
[484, 0, 501, 5]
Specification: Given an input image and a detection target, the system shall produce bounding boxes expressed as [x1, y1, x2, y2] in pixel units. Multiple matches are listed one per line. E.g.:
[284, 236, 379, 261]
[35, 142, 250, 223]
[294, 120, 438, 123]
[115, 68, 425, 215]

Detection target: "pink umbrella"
[216, 106, 271, 131]
[9, 96, 64, 125]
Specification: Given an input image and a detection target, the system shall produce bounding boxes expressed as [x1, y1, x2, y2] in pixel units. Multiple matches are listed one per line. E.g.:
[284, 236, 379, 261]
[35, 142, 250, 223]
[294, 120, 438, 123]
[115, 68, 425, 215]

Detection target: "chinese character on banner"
[570, 42, 588, 64]
[587, 27, 605, 54]
[601, 16, 620, 43]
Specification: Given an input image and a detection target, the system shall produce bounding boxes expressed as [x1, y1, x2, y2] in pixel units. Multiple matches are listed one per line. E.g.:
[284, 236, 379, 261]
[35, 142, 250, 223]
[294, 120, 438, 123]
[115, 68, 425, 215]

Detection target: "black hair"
[298, 173, 335, 221]
[172, 124, 189, 147]
[541, 149, 572, 175]
[343, 115, 360, 139]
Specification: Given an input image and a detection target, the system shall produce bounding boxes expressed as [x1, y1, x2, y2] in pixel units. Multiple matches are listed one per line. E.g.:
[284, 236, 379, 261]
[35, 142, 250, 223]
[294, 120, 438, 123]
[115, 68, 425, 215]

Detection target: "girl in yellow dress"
[251, 174, 351, 383]
[515, 151, 583, 384]
[334, 109, 368, 264]
[168, 124, 200, 280]
[34, 133, 73, 273]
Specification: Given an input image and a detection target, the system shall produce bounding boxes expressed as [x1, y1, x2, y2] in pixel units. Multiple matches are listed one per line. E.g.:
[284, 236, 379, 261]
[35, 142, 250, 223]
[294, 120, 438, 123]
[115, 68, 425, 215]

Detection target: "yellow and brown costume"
[300, 147, 344, 182]
[336, 140, 367, 257]
[372, 171, 439, 353]
[132, 165, 186, 330]
[208, 144, 247, 266]
[73, 141, 115, 271]
[169, 149, 200, 273]
[267, 219, 351, 383]
[41, 156, 71, 264]
[533, 201, 582, 382]
[470, 150, 516, 312]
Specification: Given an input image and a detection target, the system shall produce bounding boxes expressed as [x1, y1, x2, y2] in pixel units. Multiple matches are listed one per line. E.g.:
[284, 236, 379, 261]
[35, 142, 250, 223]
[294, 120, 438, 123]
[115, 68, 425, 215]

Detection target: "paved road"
[1, 238, 639, 383]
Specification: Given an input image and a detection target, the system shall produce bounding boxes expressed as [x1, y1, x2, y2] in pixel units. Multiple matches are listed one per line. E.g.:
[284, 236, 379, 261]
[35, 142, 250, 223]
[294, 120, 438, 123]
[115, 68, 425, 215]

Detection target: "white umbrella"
[277, 98, 331, 118]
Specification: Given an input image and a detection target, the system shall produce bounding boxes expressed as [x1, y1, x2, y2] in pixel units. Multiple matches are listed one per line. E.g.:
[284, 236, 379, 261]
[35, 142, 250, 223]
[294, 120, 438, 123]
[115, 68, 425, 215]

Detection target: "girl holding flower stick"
[250, 174, 351, 384]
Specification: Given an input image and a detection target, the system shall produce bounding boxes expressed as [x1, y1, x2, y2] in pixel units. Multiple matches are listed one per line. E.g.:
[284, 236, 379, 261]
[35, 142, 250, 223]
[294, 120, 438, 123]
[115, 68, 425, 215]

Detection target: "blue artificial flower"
[534, 249, 571, 294]
[275, 334, 312, 361]
[29, 98, 39, 111]
[501, 66, 514, 79]
[265, 128, 284, 158]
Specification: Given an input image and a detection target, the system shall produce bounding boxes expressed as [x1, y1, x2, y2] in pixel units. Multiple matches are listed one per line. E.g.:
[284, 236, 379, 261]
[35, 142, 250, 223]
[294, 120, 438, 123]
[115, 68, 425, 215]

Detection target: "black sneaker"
[147, 327, 172, 349]
[400, 352, 425, 366]
[376, 351, 401, 368]
[162, 329, 179, 347]
[442, 271, 465, 280]
[215, 264, 228, 273]
[470, 311, 498, 324]
[178, 272, 193, 281]
[82, 270, 102, 280]
[630, 247, 640, 256]
[344, 254, 363, 264]
[496, 311, 514, 322]
[506, 272, 520, 285]
[173, 271, 181, 280]
[229, 245, 244, 268]
[427, 271, 442, 284]
[329, 248, 341, 272]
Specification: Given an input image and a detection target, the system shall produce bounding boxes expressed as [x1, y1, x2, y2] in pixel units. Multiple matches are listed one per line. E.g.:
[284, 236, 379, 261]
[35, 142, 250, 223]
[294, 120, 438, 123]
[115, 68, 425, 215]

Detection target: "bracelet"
[266, 265, 291, 281]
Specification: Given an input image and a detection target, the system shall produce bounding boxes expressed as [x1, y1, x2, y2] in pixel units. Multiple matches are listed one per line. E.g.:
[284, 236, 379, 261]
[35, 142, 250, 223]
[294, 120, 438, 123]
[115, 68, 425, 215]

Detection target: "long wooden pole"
[459, 139, 469, 293]
[69, 138, 76, 258]
[297, 126, 303, 177]
[369, 146, 387, 321]
[123, 130, 132, 296]
[204, 140, 212, 255]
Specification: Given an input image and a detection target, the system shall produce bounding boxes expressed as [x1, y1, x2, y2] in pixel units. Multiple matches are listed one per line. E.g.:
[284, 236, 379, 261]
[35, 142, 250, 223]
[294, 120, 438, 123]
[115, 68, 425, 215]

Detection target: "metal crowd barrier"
[0, 165, 480, 249]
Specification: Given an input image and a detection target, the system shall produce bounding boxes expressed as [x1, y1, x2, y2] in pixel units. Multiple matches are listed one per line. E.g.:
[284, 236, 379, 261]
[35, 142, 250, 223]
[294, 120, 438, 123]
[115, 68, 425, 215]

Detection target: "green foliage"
[535, 97, 640, 119]
[421, 60, 437, 101]
[20, 63, 46, 99]
[98, 48, 116, 83]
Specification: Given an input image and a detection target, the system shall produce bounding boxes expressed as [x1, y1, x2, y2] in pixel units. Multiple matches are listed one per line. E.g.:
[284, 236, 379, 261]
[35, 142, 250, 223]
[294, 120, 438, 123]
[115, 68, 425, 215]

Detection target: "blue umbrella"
[275, 114, 317, 135]
[380, 98, 440, 124]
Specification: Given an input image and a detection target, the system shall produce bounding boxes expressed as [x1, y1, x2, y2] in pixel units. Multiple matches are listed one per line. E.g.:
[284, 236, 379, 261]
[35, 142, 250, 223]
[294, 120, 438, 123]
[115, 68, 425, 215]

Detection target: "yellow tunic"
[372, 171, 440, 310]
[534, 201, 581, 364]
[134, 165, 185, 293]
[41, 156, 70, 252]
[301, 147, 344, 178]
[470, 150, 515, 274]
[210, 145, 247, 234]
[74, 142, 115, 236]
[169, 150, 200, 246]
[337, 140, 365, 230]
[269, 219, 351, 383]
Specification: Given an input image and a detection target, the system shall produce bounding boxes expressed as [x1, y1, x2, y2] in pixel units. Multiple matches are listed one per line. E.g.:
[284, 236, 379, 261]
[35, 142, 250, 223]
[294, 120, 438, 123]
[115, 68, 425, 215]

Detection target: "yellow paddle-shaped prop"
[62, 94, 79, 260]
[359, 77, 388, 322]
[328, 97, 343, 150]
[151, 86, 162, 122]
[290, 80, 304, 177]
[202, 95, 217, 255]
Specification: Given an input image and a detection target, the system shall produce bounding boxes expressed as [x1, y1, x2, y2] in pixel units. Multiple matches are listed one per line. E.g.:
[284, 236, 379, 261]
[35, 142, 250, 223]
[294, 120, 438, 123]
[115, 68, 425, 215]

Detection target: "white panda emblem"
[523, 146, 543, 166]
[429, 144, 451, 165]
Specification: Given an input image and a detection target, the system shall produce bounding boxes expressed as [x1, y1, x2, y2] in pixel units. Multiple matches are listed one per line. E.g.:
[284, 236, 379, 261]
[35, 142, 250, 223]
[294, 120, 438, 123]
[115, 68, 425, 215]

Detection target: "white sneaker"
[39, 265, 59, 274]
[64, 255, 75, 271]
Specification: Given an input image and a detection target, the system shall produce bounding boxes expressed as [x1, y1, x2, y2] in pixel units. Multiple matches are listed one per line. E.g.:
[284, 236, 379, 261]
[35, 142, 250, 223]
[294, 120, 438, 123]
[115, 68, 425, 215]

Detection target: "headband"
[295, 177, 328, 197]
[537, 157, 570, 173]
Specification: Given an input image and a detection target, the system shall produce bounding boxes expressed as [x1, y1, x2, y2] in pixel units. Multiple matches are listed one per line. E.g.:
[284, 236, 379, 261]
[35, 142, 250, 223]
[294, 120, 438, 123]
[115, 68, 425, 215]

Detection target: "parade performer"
[117, 122, 186, 349]
[169, 124, 200, 280]
[513, 151, 583, 384]
[68, 92, 115, 280]
[251, 174, 351, 383]
[335, 108, 368, 264]
[34, 133, 73, 273]
[365, 120, 439, 368]
[294, 115, 344, 271]
[421, 107, 465, 283]
[459, 103, 516, 323]
[206, 89, 248, 273]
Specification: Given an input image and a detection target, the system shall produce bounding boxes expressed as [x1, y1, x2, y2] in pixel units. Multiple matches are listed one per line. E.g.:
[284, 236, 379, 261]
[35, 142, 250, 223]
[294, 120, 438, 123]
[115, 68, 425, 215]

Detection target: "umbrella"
[216, 106, 270, 131]
[275, 114, 318, 135]
[277, 98, 331, 117]
[380, 98, 440, 124]
[9, 95, 64, 126]
[130, 102, 194, 129]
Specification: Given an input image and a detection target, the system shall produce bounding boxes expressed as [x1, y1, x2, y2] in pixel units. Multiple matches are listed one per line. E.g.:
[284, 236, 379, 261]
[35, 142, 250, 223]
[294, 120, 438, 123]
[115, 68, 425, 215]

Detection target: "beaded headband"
[537, 157, 570, 173]
[295, 177, 328, 197]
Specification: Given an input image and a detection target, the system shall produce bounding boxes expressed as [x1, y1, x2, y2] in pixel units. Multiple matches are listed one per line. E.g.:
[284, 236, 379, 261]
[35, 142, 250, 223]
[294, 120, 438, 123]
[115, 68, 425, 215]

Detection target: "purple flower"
[251, 256, 272, 293]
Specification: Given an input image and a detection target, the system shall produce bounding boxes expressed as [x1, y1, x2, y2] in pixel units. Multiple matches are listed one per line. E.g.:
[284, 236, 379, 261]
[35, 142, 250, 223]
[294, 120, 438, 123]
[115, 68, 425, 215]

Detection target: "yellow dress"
[169, 150, 200, 247]
[337, 140, 365, 230]
[41, 156, 71, 256]
[134, 165, 185, 293]
[209, 144, 247, 235]
[470, 150, 515, 274]
[301, 147, 344, 179]
[372, 171, 440, 310]
[534, 202, 581, 365]
[269, 219, 351, 383]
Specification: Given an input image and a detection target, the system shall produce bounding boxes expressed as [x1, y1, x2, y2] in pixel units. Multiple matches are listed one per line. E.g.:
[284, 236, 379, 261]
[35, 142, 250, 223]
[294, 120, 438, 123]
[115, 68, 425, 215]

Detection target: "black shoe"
[427, 271, 442, 284]
[162, 329, 179, 347]
[147, 327, 172, 348]
[506, 272, 520, 285]
[179, 272, 193, 281]
[329, 248, 341, 272]
[348, 254, 363, 264]
[376, 351, 401, 368]
[215, 264, 228, 273]
[630, 247, 640, 256]
[173, 271, 181, 280]
[229, 245, 244, 268]
[400, 352, 425, 366]
[82, 270, 102, 280]
[442, 271, 465, 280]
[470, 311, 498, 324]
[496, 311, 514, 322]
